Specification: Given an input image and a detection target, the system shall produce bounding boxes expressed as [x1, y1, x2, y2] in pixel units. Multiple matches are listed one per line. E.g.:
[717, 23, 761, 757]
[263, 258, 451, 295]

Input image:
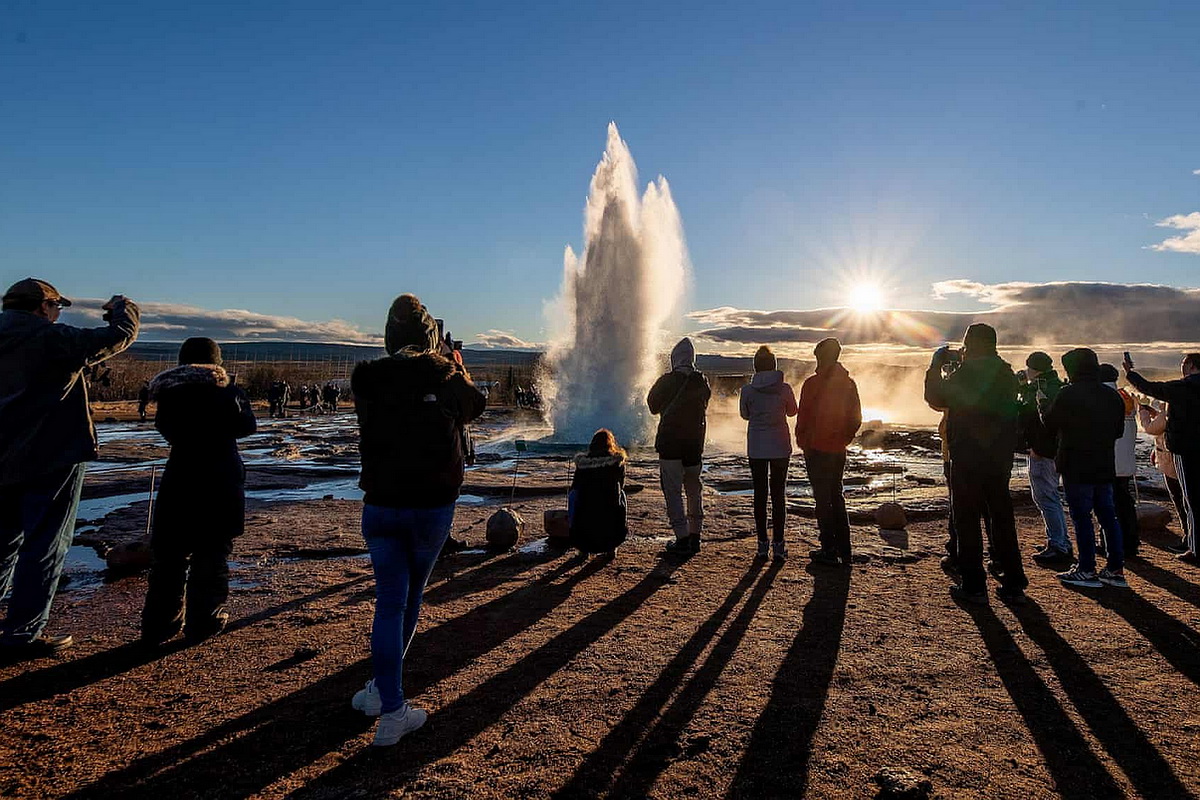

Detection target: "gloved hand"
[930, 346, 951, 370]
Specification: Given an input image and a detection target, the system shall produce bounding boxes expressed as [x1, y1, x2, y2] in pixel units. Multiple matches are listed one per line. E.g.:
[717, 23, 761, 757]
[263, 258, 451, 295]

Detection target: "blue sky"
[2, 1, 1198, 348]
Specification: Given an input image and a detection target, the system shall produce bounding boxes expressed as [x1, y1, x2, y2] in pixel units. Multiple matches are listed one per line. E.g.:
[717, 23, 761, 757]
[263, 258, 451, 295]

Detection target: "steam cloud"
[546, 123, 688, 444]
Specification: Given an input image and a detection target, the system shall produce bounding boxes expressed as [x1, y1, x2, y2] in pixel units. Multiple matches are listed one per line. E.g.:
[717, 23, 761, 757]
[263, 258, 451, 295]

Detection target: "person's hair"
[814, 337, 841, 365]
[177, 337, 222, 366]
[588, 428, 626, 459]
[1185, 353, 1200, 372]
[1, 296, 41, 312]
[753, 345, 777, 373]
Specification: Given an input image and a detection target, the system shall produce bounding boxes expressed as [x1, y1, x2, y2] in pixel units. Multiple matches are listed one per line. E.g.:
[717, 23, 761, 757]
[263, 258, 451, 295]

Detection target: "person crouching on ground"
[1039, 348, 1127, 589]
[648, 337, 712, 555]
[740, 346, 797, 560]
[349, 294, 487, 746]
[141, 337, 256, 645]
[924, 323, 1028, 604]
[1100, 363, 1140, 560]
[796, 338, 861, 567]
[568, 429, 629, 558]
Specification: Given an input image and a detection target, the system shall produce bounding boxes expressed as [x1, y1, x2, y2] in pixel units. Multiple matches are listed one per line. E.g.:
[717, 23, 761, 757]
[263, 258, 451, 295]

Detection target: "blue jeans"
[1063, 481, 1123, 574]
[0, 463, 87, 643]
[362, 502, 455, 714]
[1028, 454, 1070, 553]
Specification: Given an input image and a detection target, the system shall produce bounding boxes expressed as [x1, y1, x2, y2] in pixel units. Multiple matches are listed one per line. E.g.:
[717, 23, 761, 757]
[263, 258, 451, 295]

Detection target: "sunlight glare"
[848, 283, 885, 313]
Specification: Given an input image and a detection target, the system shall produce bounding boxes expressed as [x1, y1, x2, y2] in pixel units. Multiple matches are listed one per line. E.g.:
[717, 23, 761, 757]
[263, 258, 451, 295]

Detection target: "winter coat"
[568, 453, 629, 553]
[1105, 383, 1137, 478]
[1017, 370, 1063, 458]
[795, 362, 862, 454]
[1126, 371, 1200, 457]
[1139, 404, 1177, 480]
[1040, 364, 1125, 484]
[352, 351, 487, 509]
[150, 364, 256, 538]
[647, 341, 711, 464]
[739, 370, 797, 460]
[924, 354, 1019, 476]
[0, 302, 140, 486]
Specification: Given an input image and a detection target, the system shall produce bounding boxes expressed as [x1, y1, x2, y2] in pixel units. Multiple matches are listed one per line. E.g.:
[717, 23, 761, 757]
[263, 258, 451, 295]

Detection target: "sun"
[847, 282, 886, 313]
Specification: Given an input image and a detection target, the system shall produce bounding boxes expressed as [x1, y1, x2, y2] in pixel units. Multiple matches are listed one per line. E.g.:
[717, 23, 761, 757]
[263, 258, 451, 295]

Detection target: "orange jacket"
[795, 363, 862, 453]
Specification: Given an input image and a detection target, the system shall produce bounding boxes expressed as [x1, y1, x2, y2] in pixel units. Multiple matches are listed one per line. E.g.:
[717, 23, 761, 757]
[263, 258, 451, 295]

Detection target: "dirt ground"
[3, 477, 1200, 799]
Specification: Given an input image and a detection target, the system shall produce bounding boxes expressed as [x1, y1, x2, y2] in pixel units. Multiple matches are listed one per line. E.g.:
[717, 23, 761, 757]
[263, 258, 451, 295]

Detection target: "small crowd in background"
[3, 277, 1199, 748]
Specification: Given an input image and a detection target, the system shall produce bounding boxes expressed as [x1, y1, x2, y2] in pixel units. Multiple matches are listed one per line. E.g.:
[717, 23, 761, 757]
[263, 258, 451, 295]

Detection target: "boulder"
[875, 502, 908, 530]
[1137, 502, 1173, 531]
[105, 538, 153, 573]
[486, 507, 524, 552]
[543, 509, 570, 542]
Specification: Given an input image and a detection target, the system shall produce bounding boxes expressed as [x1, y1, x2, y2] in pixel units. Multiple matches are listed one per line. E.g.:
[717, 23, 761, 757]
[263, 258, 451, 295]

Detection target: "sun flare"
[848, 283, 885, 313]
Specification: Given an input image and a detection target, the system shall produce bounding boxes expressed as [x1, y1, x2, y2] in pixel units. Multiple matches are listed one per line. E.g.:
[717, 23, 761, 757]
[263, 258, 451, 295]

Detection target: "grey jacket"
[0, 301, 140, 485]
[739, 370, 798, 460]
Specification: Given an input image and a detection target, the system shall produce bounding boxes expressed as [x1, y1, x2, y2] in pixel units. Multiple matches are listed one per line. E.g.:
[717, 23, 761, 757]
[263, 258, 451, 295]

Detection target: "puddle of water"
[76, 492, 149, 522]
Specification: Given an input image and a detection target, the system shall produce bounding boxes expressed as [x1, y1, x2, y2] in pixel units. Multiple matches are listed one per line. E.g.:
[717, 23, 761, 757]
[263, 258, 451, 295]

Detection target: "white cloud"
[1151, 211, 1200, 254]
[469, 329, 541, 350]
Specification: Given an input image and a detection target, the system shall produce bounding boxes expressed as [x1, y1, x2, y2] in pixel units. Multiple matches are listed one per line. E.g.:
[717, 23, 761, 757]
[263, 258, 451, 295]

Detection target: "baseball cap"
[3, 278, 72, 308]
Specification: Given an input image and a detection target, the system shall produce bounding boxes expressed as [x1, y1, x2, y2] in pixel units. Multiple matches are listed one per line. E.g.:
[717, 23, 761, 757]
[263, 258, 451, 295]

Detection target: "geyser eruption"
[547, 123, 688, 444]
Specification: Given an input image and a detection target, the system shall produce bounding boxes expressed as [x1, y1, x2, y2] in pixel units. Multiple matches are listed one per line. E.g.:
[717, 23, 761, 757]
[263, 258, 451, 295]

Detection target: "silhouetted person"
[1040, 349, 1127, 588]
[323, 382, 341, 412]
[740, 345, 797, 560]
[648, 337, 712, 555]
[141, 338, 256, 645]
[0, 279, 139, 658]
[309, 384, 321, 412]
[1125, 352, 1200, 563]
[349, 294, 486, 746]
[925, 323, 1027, 604]
[796, 338, 861, 567]
[1138, 401, 1190, 553]
[1019, 352, 1071, 564]
[298, 384, 309, 410]
[568, 429, 629, 557]
[267, 380, 287, 418]
[137, 382, 151, 422]
[1100, 363, 1140, 559]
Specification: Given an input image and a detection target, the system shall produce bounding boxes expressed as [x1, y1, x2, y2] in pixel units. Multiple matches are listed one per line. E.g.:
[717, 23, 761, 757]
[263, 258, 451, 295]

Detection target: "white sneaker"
[351, 679, 381, 716]
[373, 703, 428, 746]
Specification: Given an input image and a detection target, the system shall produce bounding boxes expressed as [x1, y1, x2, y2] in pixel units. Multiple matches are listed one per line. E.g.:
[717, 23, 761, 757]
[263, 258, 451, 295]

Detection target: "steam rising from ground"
[546, 124, 688, 444]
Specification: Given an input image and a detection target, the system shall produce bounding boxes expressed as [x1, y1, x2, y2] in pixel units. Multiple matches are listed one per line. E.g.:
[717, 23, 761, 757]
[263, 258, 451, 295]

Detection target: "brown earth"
[2, 481, 1200, 799]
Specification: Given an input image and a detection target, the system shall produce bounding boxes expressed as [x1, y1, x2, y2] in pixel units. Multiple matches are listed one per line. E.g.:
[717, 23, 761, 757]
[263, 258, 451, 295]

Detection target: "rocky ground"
[2, 405, 1198, 798]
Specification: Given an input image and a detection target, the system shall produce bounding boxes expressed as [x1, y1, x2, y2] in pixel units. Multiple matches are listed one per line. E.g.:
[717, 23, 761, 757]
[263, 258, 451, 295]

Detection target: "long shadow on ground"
[288, 555, 688, 799]
[725, 563, 851, 799]
[1125, 557, 1200, 609]
[1089, 586, 1200, 688]
[553, 559, 770, 798]
[1010, 598, 1193, 798]
[62, 553, 604, 800]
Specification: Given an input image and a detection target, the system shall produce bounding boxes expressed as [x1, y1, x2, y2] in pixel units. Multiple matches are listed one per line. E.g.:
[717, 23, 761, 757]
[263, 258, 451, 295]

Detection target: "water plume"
[546, 123, 688, 444]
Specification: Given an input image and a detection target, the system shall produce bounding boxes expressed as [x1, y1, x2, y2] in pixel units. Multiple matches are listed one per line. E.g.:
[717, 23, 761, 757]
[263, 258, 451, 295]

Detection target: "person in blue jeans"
[0, 279, 139, 659]
[1039, 348, 1128, 588]
[348, 294, 487, 746]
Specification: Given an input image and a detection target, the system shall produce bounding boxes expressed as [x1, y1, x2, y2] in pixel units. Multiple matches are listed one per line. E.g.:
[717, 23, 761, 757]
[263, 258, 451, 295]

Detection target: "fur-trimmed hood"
[149, 364, 229, 398]
[351, 351, 459, 399]
[574, 453, 627, 470]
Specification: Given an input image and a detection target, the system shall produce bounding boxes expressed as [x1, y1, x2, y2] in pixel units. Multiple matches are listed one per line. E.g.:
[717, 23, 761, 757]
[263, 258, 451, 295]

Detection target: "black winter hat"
[1026, 351, 1053, 372]
[384, 294, 440, 356]
[178, 337, 222, 366]
[963, 323, 997, 354]
[1061, 347, 1099, 380]
[753, 345, 777, 372]
[1098, 364, 1120, 382]
[814, 337, 841, 365]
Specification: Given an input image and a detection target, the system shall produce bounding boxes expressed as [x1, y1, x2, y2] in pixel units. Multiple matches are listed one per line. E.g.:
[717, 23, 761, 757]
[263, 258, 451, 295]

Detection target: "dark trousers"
[749, 457, 789, 542]
[943, 462, 957, 558]
[0, 464, 86, 643]
[950, 466, 1027, 594]
[1166, 475, 1190, 542]
[1174, 454, 1200, 554]
[804, 449, 851, 559]
[142, 487, 243, 639]
[1111, 477, 1139, 556]
[1064, 481, 1123, 574]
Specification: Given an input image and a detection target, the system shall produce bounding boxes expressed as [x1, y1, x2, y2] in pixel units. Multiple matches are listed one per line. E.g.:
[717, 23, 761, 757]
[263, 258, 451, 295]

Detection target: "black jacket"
[1126, 371, 1200, 457]
[1018, 370, 1063, 458]
[1040, 369, 1125, 484]
[924, 354, 1019, 476]
[152, 365, 257, 488]
[0, 302, 140, 486]
[353, 352, 486, 509]
[647, 370, 711, 463]
[569, 453, 629, 553]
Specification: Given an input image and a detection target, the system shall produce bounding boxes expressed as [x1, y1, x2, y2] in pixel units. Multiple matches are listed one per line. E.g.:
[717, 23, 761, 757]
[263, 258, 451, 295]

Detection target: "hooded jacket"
[568, 452, 629, 553]
[352, 351, 487, 509]
[647, 339, 711, 463]
[924, 352, 1019, 476]
[0, 301, 140, 486]
[1126, 370, 1200, 457]
[1040, 353, 1125, 484]
[151, 364, 256, 489]
[740, 370, 797, 460]
[796, 362, 862, 454]
[1103, 380, 1138, 478]
[1017, 369, 1063, 458]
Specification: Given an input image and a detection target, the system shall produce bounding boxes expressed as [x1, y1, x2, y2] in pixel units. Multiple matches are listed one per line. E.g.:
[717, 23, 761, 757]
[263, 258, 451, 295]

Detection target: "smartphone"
[1123, 351, 1133, 370]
